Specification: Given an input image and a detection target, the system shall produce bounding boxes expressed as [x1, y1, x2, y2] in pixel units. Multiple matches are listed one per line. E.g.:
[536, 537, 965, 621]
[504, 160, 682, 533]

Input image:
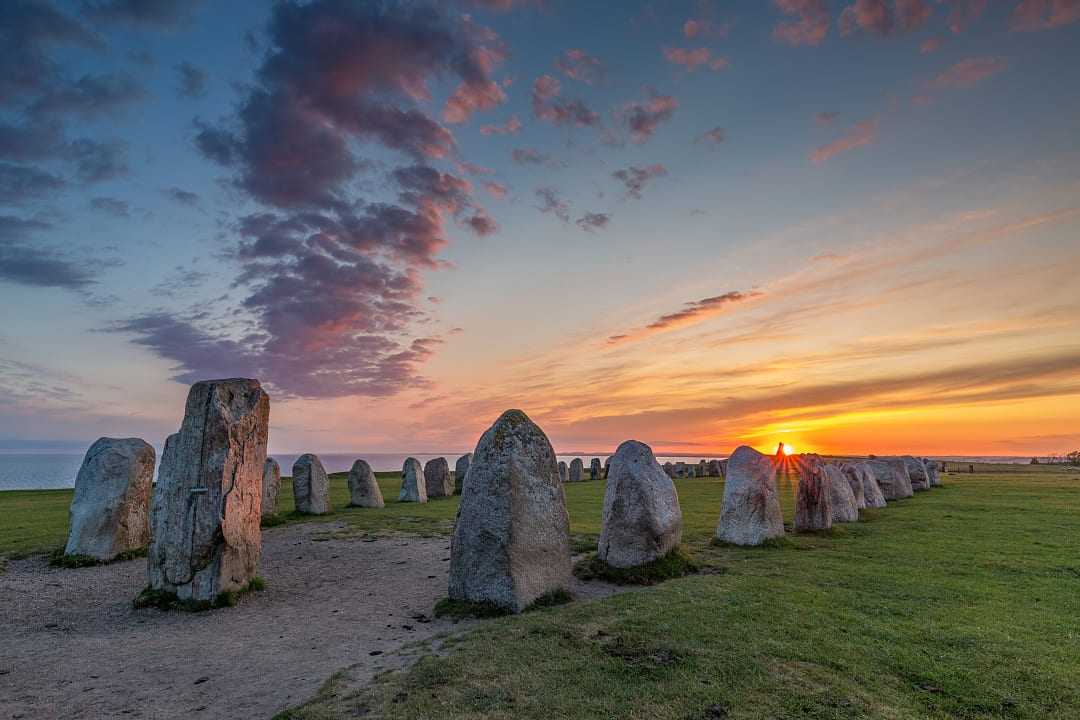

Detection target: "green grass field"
[3, 465, 1079, 718]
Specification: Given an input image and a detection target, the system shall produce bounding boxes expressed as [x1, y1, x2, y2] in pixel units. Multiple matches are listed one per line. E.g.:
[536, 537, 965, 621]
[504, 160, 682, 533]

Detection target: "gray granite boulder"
[824, 463, 859, 523]
[903, 455, 931, 491]
[590, 458, 602, 481]
[603, 456, 611, 478]
[845, 462, 886, 509]
[347, 459, 383, 508]
[558, 460, 568, 483]
[715, 445, 784, 546]
[599, 440, 682, 568]
[868, 458, 914, 500]
[454, 453, 472, 494]
[662, 461, 674, 478]
[448, 409, 571, 613]
[795, 458, 832, 531]
[293, 453, 331, 514]
[148, 378, 269, 603]
[64, 437, 155, 561]
[424, 457, 453, 498]
[569, 458, 584, 482]
[841, 462, 866, 509]
[924, 458, 941, 487]
[261, 458, 281, 517]
[399, 457, 427, 503]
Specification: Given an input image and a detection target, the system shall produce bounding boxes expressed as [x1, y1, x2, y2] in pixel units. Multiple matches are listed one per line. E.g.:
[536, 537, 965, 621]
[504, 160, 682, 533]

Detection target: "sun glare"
[782, 443, 795, 455]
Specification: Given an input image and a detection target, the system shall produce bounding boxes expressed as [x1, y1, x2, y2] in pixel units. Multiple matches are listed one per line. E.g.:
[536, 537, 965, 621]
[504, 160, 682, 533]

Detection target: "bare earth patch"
[0, 522, 624, 720]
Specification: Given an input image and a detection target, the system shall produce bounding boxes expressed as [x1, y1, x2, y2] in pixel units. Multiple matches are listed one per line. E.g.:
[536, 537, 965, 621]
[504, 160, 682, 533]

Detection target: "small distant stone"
[424, 457, 453, 498]
[293, 453, 331, 515]
[454, 453, 472, 494]
[569, 458, 584, 482]
[261, 457, 281, 517]
[590, 458, 602, 481]
[347, 459, 384, 508]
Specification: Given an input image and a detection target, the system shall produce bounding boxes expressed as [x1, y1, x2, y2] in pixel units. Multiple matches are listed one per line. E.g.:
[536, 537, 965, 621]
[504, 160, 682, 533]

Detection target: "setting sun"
[782, 443, 796, 456]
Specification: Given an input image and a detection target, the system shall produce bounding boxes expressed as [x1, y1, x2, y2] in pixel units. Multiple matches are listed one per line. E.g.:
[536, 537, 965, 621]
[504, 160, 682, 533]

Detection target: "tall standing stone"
[868, 458, 914, 500]
[64, 437, 155, 561]
[569, 458, 584, 482]
[824, 463, 859, 523]
[399, 457, 427, 503]
[590, 458, 602, 481]
[662, 461, 675, 478]
[715, 446, 784, 546]
[844, 462, 886, 509]
[706, 459, 722, 477]
[599, 440, 683, 568]
[558, 460, 568, 483]
[424, 457, 453, 498]
[448, 410, 571, 613]
[603, 456, 611, 479]
[293, 454, 331, 515]
[903, 456, 931, 491]
[148, 378, 269, 603]
[795, 458, 832, 532]
[262, 458, 281, 517]
[454, 453, 472, 494]
[840, 463, 866, 509]
[924, 458, 941, 487]
[347, 459, 384, 508]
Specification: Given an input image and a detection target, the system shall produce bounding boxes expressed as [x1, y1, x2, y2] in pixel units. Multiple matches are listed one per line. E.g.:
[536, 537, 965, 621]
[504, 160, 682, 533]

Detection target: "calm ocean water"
[0, 451, 743, 490]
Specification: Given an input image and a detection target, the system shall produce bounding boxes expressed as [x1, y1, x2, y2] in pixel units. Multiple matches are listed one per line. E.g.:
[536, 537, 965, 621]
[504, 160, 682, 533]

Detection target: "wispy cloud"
[810, 117, 878, 164]
[607, 290, 763, 345]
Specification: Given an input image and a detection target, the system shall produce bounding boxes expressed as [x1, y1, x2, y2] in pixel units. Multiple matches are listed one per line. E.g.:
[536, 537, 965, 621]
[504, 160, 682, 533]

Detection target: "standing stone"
[569, 458, 584, 482]
[852, 462, 888, 508]
[454, 453, 472, 494]
[424, 457, 453, 498]
[794, 459, 832, 532]
[347, 459, 383, 508]
[64, 437, 155, 561]
[903, 455, 931, 491]
[706, 459, 722, 477]
[448, 409, 571, 613]
[603, 456, 611, 479]
[399, 457, 427, 503]
[262, 458, 281, 517]
[839, 463, 866, 509]
[715, 445, 784, 546]
[662, 461, 675, 478]
[868, 458, 914, 500]
[293, 454, 331, 515]
[558, 460, 569, 483]
[674, 462, 689, 478]
[824, 464, 859, 523]
[924, 458, 941, 487]
[589, 458, 602, 481]
[599, 440, 682, 568]
[148, 378, 269, 603]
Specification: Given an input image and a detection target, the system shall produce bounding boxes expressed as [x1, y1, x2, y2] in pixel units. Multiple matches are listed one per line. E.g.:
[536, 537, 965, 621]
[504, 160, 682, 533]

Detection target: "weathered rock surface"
[868, 458, 914, 500]
[569, 458, 584, 482]
[399, 457, 427, 503]
[795, 458, 832, 532]
[424, 457, 453, 498]
[706, 459, 722, 477]
[844, 462, 886, 509]
[924, 459, 941, 487]
[840, 463, 866, 509]
[903, 455, 931, 491]
[262, 458, 281, 517]
[449, 409, 571, 612]
[715, 445, 784, 546]
[603, 456, 611, 479]
[598, 440, 683, 568]
[347, 459, 383, 508]
[558, 460, 569, 483]
[65, 437, 155, 561]
[662, 461, 674, 478]
[454, 453, 472, 494]
[148, 378, 269, 603]
[293, 454, 331, 515]
[824, 463, 859, 523]
[674, 462, 689, 478]
[590, 458, 602, 481]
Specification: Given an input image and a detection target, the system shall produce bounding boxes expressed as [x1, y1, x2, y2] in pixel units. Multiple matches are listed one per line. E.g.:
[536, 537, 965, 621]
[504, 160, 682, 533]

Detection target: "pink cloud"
[772, 0, 830, 46]
[530, 74, 600, 127]
[930, 57, 1007, 89]
[620, 90, 678, 144]
[1011, 0, 1080, 30]
[662, 47, 730, 72]
[607, 290, 763, 345]
[697, 126, 726, 144]
[683, 18, 731, 39]
[555, 49, 603, 84]
[484, 180, 508, 199]
[810, 117, 879, 165]
[839, 0, 931, 36]
[920, 36, 943, 53]
[945, 0, 988, 33]
[479, 115, 522, 135]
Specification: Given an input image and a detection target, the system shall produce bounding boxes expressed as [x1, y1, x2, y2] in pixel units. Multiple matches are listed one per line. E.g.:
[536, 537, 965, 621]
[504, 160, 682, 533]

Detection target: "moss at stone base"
[134, 576, 266, 612]
[47, 546, 147, 569]
[573, 545, 698, 586]
[433, 588, 575, 620]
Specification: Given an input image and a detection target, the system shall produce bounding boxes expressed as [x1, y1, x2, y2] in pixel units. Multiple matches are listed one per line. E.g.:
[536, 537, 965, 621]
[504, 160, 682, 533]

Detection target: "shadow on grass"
[573, 545, 698, 586]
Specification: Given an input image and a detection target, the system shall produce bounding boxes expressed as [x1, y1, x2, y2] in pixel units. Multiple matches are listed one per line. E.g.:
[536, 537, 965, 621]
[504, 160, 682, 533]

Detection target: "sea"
[0, 451, 748, 491]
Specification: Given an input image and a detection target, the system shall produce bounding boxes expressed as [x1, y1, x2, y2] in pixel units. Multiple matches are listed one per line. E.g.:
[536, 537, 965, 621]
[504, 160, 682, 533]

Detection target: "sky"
[1, 0, 1079, 459]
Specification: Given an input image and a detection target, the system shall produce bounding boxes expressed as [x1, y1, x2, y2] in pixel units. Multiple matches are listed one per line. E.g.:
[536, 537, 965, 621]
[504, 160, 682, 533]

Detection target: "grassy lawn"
[4, 465, 1079, 718]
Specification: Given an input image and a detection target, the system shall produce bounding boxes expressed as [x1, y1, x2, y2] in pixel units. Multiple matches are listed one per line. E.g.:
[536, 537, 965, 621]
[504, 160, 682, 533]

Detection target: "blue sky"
[2, 0, 1079, 456]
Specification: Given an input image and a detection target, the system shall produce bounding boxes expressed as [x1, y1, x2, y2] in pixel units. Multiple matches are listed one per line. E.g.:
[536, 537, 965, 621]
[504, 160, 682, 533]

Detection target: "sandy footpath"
[0, 523, 621, 719]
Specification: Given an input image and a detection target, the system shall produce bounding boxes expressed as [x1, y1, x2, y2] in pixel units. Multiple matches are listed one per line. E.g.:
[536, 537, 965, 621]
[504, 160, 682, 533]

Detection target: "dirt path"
[0, 523, 622, 719]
